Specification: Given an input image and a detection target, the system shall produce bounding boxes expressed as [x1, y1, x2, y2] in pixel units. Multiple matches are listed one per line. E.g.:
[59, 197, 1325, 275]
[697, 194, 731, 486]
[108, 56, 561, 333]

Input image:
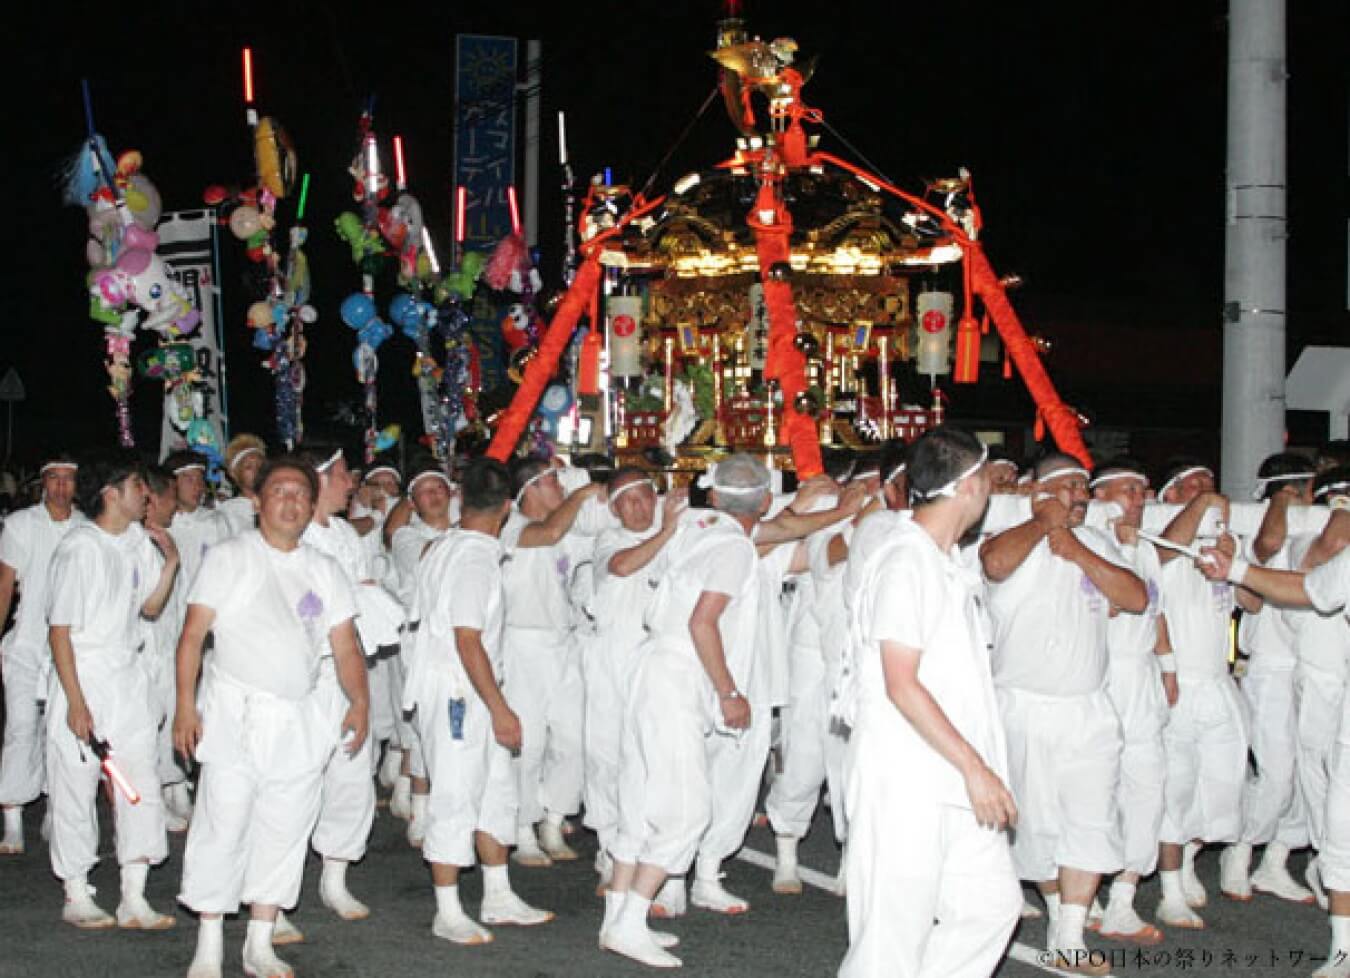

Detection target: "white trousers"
[1239, 664, 1306, 847]
[46, 661, 167, 881]
[614, 646, 712, 873]
[1295, 664, 1344, 849]
[700, 699, 773, 865]
[415, 672, 516, 866]
[766, 641, 847, 843]
[581, 631, 630, 851]
[368, 652, 397, 744]
[1107, 657, 1167, 876]
[501, 626, 584, 825]
[841, 722, 1020, 978]
[179, 671, 329, 912]
[312, 667, 376, 862]
[1321, 739, 1350, 892]
[0, 648, 46, 806]
[140, 648, 190, 788]
[1160, 673, 1249, 845]
[999, 686, 1124, 881]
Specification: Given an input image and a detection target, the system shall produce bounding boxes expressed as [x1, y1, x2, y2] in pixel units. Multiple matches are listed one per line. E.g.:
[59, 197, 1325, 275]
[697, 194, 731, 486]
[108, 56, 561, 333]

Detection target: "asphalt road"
[0, 783, 1335, 978]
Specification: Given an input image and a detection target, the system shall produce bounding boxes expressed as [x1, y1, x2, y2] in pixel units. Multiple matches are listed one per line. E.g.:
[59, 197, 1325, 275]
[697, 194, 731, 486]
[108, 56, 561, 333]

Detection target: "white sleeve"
[46, 538, 93, 629]
[868, 552, 936, 652]
[694, 537, 755, 597]
[186, 542, 237, 613]
[440, 550, 497, 633]
[0, 513, 30, 576]
[1304, 549, 1350, 615]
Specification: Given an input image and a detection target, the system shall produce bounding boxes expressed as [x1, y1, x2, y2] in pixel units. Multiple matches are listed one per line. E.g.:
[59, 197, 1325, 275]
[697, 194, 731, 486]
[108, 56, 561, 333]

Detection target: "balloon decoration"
[61, 86, 201, 448]
[204, 50, 311, 449]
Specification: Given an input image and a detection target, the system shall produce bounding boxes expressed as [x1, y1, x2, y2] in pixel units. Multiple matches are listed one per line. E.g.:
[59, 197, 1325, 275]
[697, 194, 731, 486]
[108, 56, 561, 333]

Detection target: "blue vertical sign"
[453, 35, 518, 250]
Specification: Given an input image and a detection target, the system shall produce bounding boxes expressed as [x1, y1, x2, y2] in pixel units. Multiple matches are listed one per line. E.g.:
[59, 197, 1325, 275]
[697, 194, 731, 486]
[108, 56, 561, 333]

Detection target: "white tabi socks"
[1157, 870, 1205, 929]
[62, 875, 114, 929]
[1314, 916, 1350, 978]
[1219, 841, 1253, 900]
[690, 856, 750, 914]
[406, 793, 428, 848]
[1181, 841, 1209, 907]
[539, 811, 579, 861]
[479, 863, 554, 926]
[1250, 842, 1316, 904]
[1099, 880, 1162, 943]
[319, 858, 370, 920]
[431, 884, 493, 945]
[116, 861, 175, 930]
[1, 805, 23, 854]
[601, 890, 679, 950]
[389, 774, 412, 821]
[186, 916, 224, 978]
[772, 835, 802, 895]
[242, 919, 292, 978]
[378, 747, 404, 792]
[512, 822, 554, 868]
[600, 892, 681, 968]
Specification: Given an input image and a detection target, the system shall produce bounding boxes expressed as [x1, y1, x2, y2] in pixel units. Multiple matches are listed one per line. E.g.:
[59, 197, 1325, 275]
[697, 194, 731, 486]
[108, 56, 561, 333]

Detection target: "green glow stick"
[297, 173, 311, 221]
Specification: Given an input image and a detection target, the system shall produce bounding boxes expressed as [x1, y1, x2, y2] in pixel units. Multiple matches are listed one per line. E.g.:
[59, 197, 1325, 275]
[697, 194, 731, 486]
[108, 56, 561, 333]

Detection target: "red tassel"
[953, 314, 981, 384]
[578, 328, 601, 395]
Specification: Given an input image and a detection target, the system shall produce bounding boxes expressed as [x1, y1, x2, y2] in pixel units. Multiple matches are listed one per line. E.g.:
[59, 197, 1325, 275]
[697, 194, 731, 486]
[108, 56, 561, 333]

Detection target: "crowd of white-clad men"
[1, 426, 1349, 978]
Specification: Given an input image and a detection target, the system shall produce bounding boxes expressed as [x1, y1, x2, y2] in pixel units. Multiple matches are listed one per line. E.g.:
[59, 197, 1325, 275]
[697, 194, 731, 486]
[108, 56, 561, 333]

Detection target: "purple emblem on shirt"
[1145, 579, 1160, 613]
[297, 590, 324, 623]
[132, 567, 140, 590]
[556, 555, 571, 579]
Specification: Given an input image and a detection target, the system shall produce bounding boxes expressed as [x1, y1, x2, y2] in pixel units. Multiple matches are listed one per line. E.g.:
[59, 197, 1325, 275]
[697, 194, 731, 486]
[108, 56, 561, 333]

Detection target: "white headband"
[1038, 465, 1090, 485]
[1252, 471, 1315, 500]
[696, 463, 770, 495]
[1158, 466, 1212, 500]
[229, 446, 263, 470]
[173, 462, 206, 476]
[988, 459, 1019, 472]
[608, 478, 654, 509]
[316, 449, 344, 474]
[1313, 480, 1350, 501]
[1016, 472, 1033, 486]
[364, 465, 402, 486]
[884, 462, 906, 485]
[919, 444, 988, 501]
[1089, 470, 1149, 490]
[850, 467, 881, 483]
[40, 462, 78, 475]
[408, 470, 453, 493]
[515, 466, 556, 504]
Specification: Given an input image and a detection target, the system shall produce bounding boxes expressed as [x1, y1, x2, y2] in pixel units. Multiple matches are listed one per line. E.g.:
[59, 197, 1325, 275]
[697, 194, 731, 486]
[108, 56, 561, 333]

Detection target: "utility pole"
[1221, 0, 1287, 498]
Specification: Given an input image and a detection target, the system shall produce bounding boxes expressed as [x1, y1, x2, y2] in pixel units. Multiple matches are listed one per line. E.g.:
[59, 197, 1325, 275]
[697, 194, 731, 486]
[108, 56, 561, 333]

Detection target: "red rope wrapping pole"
[813, 151, 1089, 466]
[965, 242, 1090, 466]
[486, 195, 666, 461]
[748, 183, 824, 480]
[486, 253, 603, 461]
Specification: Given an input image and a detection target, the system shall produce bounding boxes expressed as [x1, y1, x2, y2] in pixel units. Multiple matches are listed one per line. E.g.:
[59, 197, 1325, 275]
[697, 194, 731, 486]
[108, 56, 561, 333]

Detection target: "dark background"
[8, 0, 1347, 469]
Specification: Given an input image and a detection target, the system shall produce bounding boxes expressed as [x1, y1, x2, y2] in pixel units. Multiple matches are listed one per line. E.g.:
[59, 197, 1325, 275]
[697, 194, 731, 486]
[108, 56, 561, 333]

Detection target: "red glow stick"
[89, 737, 141, 805]
[507, 186, 522, 236]
[455, 186, 467, 243]
[393, 135, 407, 191]
[243, 48, 254, 105]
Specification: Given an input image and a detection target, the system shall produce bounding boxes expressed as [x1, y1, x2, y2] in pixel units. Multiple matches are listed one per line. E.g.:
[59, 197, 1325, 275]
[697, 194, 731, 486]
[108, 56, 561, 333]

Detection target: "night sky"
[10, 0, 1347, 468]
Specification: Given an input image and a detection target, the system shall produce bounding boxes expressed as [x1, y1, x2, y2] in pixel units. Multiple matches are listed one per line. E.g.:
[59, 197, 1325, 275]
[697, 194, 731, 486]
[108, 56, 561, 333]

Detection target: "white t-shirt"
[169, 505, 229, 594]
[188, 530, 357, 699]
[1107, 536, 1164, 663]
[500, 508, 574, 632]
[1160, 545, 1237, 678]
[856, 514, 1007, 809]
[987, 525, 1123, 696]
[591, 522, 662, 652]
[302, 516, 371, 584]
[391, 515, 446, 612]
[1285, 534, 1349, 678]
[47, 522, 161, 671]
[1305, 547, 1350, 618]
[645, 509, 759, 692]
[418, 528, 505, 679]
[0, 502, 86, 654]
[1238, 539, 1297, 669]
[217, 495, 256, 538]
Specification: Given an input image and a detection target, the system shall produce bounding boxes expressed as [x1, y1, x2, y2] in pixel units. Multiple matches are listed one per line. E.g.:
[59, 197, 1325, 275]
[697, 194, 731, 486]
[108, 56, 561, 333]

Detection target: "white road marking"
[736, 847, 1115, 978]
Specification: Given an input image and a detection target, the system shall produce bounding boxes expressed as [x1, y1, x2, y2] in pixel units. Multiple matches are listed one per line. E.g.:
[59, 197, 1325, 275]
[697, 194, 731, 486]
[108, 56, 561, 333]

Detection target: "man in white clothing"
[1150, 459, 1261, 929]
[1220, 452, 1318, 903]
[1200, 536, 1350, 978]
[584, 469, 685, 893]
[406, 457, 555, 946]
[387, 462, 459, 844]
[218, 434, 266, 537]
[165, 450, 229, 589]
[0, 452, 83, 854]
[47, 452, 180, 930]
[981, 454, 1147, 976]
[500, 457, 605, 864]
[839, 426, 1021, 978]
[1089, 458, 1170, 943]
[602, 453, 767, 969]
[175, 455, 368, 978]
